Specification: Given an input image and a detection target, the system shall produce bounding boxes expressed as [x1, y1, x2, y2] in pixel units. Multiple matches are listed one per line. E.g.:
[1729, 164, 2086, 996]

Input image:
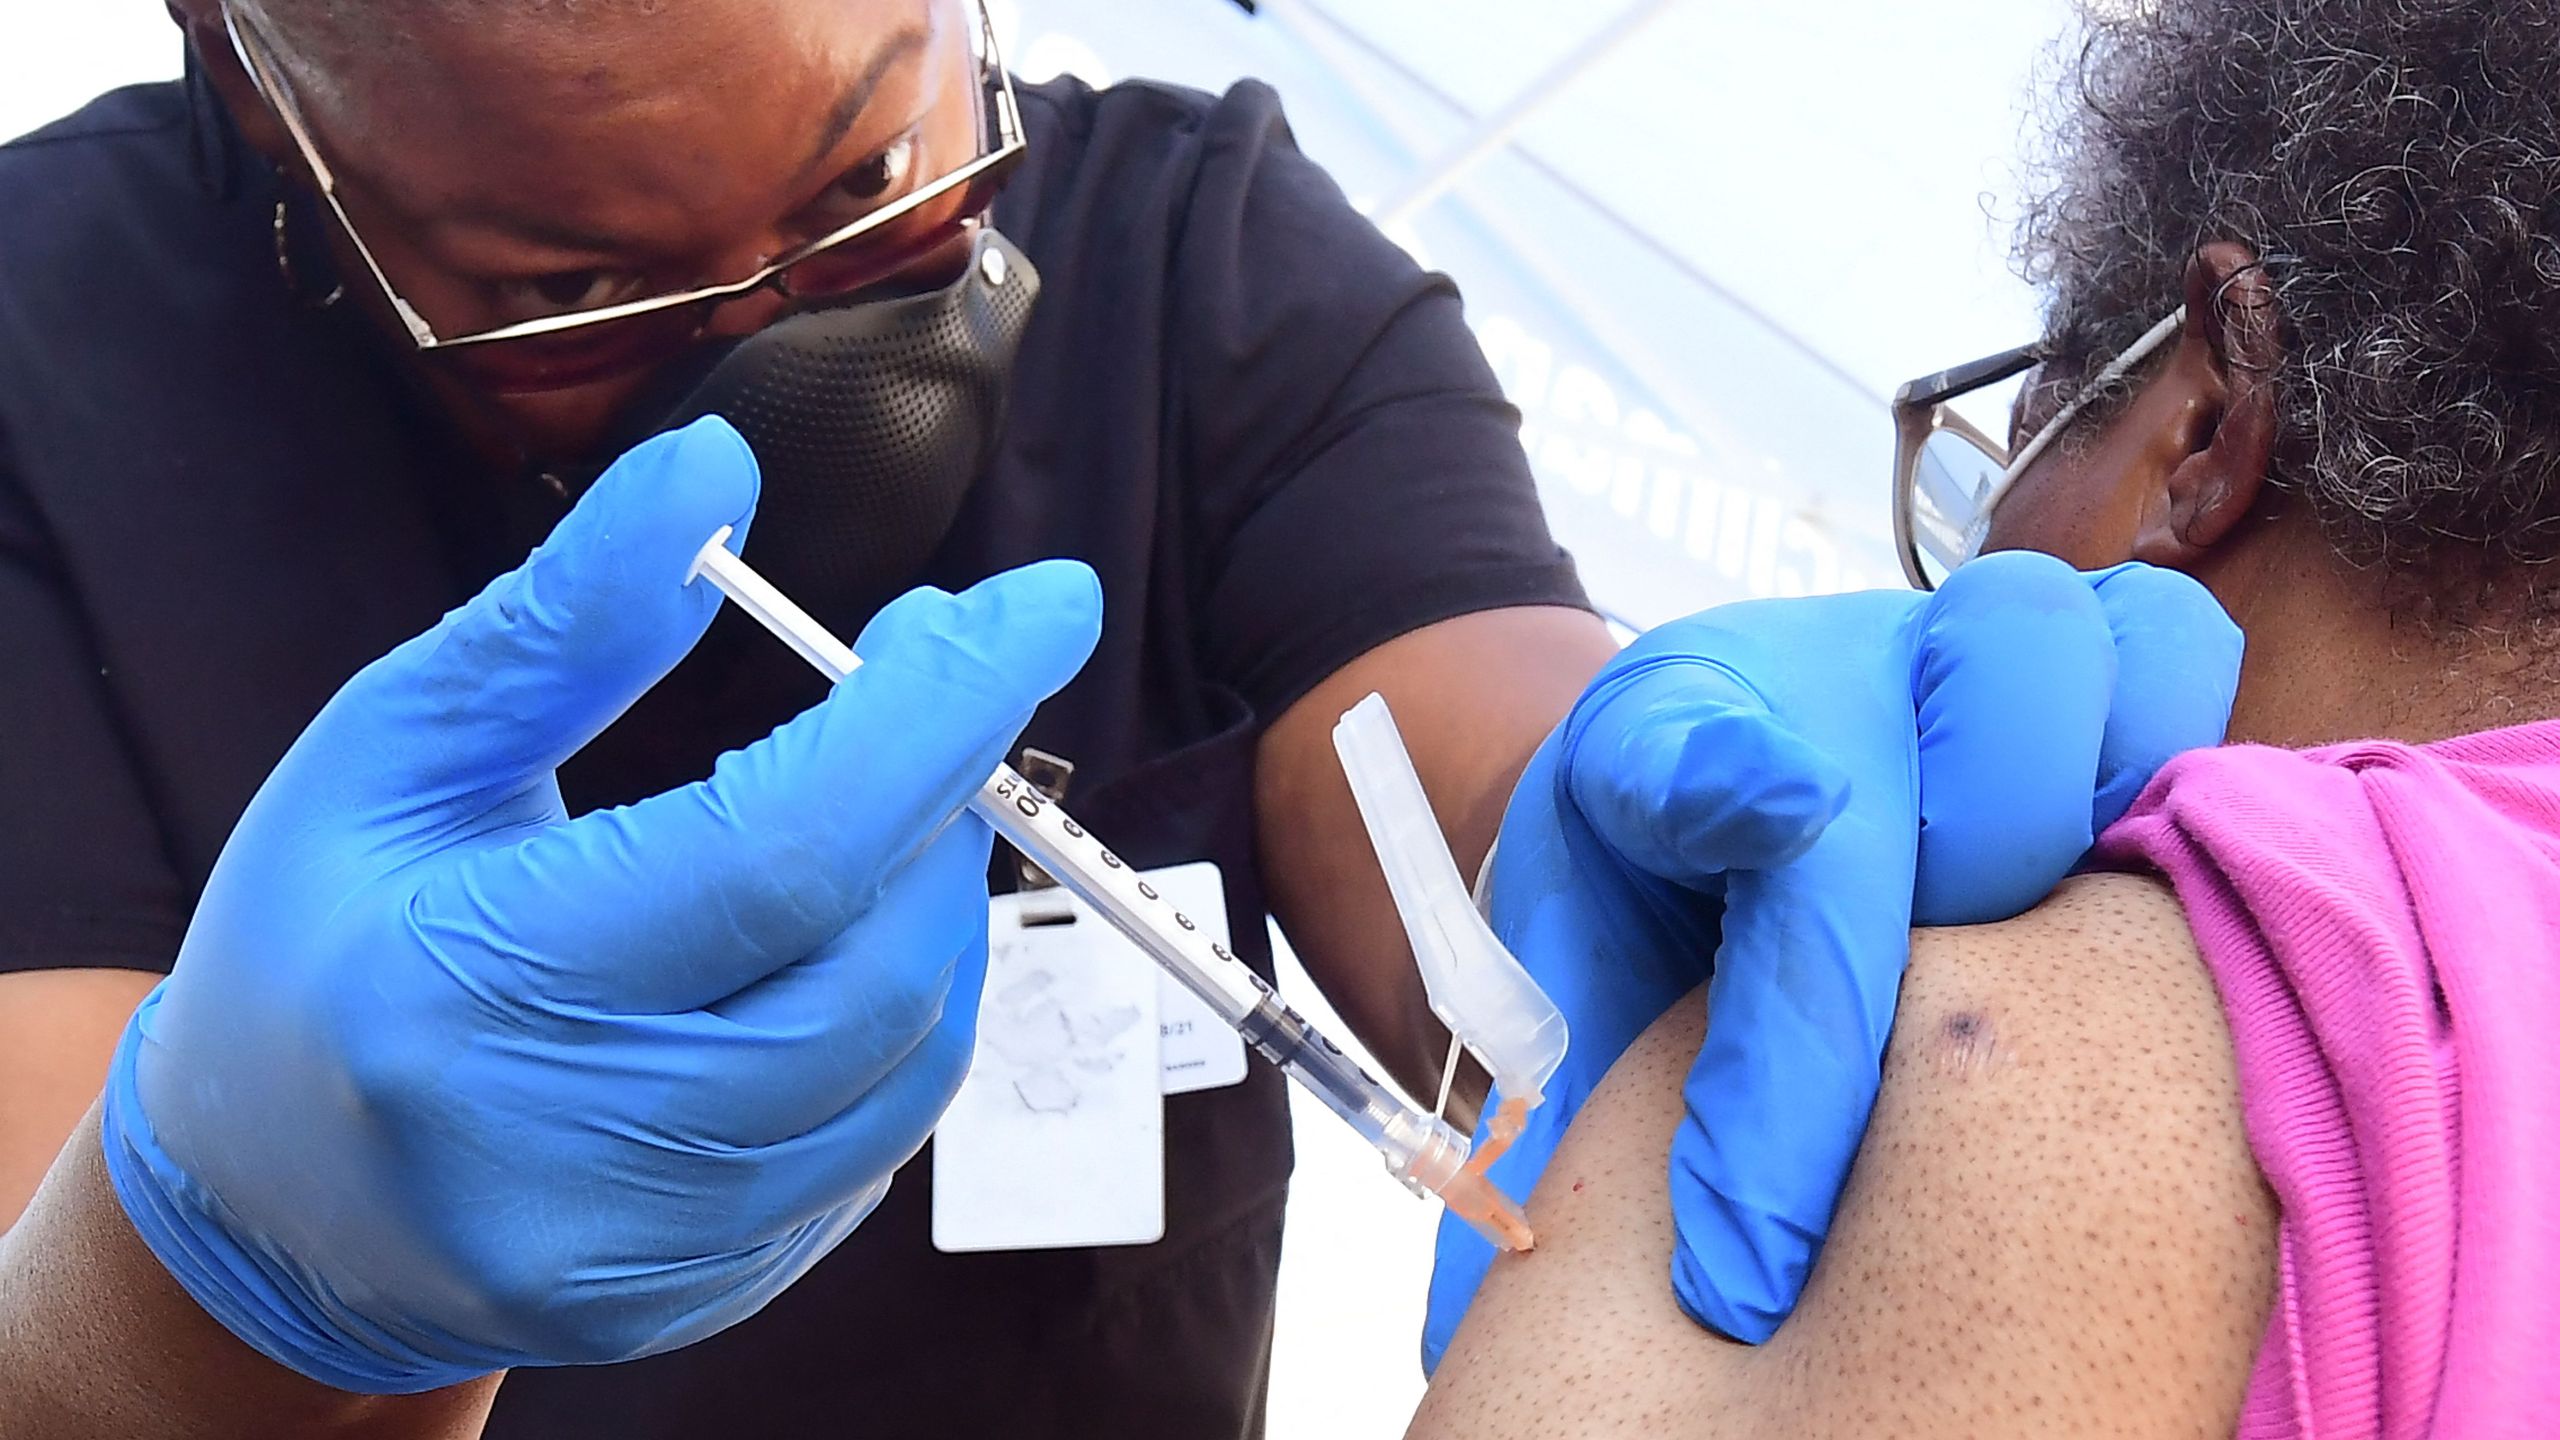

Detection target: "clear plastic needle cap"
[1333, 694, 1568, 1110]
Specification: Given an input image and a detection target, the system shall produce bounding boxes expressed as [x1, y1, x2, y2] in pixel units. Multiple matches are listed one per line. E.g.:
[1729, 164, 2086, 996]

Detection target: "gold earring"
[272, 199, 346, 310]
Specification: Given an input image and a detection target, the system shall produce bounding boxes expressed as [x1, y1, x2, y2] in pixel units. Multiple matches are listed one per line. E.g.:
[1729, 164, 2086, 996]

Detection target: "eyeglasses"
[1889, 308, 2186, 590]
[223, 0, 1028, 389]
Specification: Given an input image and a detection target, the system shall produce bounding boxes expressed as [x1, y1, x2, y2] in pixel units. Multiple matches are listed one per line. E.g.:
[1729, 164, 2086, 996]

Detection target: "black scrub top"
[0, 56, 1586, 1440]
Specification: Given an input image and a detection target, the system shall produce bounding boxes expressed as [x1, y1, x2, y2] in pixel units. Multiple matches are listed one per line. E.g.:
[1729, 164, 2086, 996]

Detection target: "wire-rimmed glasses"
[223, 0, 1028, 389]
[1890, 308, 2186, 590]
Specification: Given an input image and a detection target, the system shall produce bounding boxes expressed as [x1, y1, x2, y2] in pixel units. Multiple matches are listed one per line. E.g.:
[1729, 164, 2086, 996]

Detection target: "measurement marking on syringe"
[996, 771, 1227, 950]
[688, 535, 1528, 1251]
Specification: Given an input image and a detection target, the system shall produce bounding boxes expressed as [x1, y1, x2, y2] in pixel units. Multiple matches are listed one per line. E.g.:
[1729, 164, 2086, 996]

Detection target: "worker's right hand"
[1422, 557, 2241, 1368]
[96, 417, 1103, 1395]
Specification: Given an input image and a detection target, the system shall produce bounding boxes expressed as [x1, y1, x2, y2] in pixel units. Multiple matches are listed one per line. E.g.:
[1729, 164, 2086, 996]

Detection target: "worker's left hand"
[1422, 555, 2242, 1369]
[98, 419, 1103, 1393]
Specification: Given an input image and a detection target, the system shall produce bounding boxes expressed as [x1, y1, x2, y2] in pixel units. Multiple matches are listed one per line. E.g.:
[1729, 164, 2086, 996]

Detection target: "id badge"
[931, 861, 1255, 1252]
[932, 883, 1166, 1252]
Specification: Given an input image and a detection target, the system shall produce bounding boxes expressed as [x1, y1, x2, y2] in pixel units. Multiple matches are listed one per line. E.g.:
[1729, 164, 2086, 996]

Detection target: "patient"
[1415, 2, 2560, 1435]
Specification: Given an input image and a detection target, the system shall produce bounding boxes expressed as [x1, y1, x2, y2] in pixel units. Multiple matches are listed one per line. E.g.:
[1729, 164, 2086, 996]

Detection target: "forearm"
[0, 967, 162, 1228]
[1258, 606, 1616, 1113]
[1270, 722, 1529, 1117]
[0, 1105, 502, 1440]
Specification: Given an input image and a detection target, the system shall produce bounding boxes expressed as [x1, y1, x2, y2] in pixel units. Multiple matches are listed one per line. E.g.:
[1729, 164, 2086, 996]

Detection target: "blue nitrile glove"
[97, 416, 1104, 1395]
[1423, 555, 2241, 1367]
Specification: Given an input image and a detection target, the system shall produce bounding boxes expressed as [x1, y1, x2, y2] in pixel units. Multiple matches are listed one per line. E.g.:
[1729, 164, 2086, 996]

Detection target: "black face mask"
[650, 227, 1041, 614]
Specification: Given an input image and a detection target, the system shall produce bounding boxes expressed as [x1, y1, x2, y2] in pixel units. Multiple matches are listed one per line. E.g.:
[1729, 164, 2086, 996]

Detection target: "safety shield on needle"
[1333, 694, 1569, 1144]
[683, 531, 1539, 1252]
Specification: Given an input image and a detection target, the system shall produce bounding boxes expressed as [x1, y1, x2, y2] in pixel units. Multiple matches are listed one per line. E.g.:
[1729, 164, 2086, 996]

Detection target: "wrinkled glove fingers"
[1563, 658, 1849, 887]
[1667, 558, 2117, 1335]
[441, 560, 1100, 1014]
[1422, 728, 1735, 1372]
[1909, 551, 2117, 926]
[1673, 801, 1920, 1341]
[316, 419, 756, 816]
[1651, 591, 1938, 1341]
[717, 935, 988, 1229]
[603, 936, 990, 1337]
[674, 817, 996, 1144]
[2084, 563, 2243, 832]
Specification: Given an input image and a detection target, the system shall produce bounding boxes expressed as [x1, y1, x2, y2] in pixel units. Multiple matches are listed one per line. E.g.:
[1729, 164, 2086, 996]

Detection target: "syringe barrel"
[1234, 994, 1399, 1149]
[973, 765, 1445, 1168]
[973, 767, 1270, 1024]
[1239, 991, 1471, 1191]
[684, 540, 1476, 1200]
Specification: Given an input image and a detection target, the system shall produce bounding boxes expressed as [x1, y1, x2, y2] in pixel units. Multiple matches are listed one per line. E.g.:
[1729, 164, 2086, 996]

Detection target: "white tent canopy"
[998, 0, 2066, 626]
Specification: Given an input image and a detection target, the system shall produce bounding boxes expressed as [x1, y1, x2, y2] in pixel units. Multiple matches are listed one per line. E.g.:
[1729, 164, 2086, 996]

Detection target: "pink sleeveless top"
[2098, 721, 2560, 1439]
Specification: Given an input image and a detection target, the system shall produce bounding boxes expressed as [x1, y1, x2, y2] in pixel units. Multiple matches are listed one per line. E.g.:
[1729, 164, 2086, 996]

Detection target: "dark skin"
[0, 1, 1617, 1432]
[1, 1111, 501, 1440]
[1988, 239, 2560, 746]
[216, 0, 981, 459]
[1416, 241, 2560, 1440]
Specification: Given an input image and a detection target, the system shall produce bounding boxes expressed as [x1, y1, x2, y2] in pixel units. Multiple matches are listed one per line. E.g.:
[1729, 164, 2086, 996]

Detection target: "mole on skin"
[1932, 1009, 2007, 1077]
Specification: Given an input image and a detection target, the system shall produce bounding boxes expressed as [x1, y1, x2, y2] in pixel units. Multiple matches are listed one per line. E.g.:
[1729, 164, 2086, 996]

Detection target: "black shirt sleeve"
[0, 440, 190, 976]
[1168, 83, 1589, 721]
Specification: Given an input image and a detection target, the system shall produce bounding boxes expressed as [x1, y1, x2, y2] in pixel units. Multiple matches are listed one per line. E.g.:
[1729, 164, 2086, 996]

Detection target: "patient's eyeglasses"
[1889, 308, 2186, 590]
[222, 0, 1028, 389]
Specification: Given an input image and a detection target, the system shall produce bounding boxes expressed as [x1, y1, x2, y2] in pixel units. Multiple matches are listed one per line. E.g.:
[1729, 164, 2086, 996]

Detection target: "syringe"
[685, 533, 1533, 1251]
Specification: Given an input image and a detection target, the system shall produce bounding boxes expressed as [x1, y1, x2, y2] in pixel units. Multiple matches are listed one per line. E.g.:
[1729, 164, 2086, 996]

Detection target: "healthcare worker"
[0, 1, 2239, 1436]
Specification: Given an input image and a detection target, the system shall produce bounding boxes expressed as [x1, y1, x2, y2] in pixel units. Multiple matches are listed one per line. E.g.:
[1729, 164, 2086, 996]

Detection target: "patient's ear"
[2131, 242, 2283, 567]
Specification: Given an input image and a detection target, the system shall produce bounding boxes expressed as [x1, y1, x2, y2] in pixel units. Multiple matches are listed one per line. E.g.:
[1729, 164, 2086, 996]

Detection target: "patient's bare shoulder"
[1410, 874, 2277, 1440]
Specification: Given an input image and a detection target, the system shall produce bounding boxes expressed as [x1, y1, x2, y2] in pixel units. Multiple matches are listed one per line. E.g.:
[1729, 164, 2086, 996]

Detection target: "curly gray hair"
[2019, 0, 2560, 612]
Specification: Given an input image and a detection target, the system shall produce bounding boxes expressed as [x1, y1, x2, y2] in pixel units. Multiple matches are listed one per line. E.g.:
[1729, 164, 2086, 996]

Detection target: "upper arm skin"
[1410, 874, 2278, 1440]
[1256, 606, 1616, 1110]
[0, 968, 157, 1229]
